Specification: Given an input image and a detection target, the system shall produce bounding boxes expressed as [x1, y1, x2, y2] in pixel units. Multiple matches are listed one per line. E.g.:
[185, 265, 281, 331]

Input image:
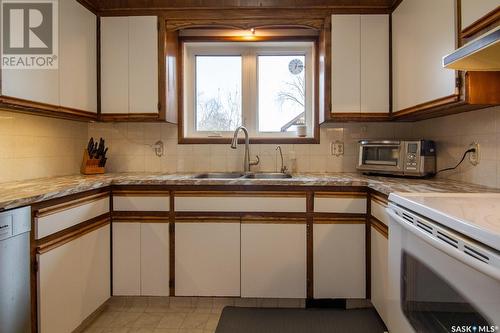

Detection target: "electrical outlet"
[468, 142, 480, 166]
[331, 140, 344, 157]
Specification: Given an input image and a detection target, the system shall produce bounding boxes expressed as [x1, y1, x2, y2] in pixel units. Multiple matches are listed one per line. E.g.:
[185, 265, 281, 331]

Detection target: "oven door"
[357, 142, 403, 173]
[386, 206, 500, 333]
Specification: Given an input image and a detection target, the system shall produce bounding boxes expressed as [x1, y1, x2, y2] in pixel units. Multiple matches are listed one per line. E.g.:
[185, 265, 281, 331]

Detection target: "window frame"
[178, 36, 320, 144]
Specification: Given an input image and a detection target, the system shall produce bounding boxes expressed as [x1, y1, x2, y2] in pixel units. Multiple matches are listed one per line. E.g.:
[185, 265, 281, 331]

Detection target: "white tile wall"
[0, 110, 88, 182]
[1, 105, 498, 189]
[88, 122, 413, 174]
[412, 106, 500, 188]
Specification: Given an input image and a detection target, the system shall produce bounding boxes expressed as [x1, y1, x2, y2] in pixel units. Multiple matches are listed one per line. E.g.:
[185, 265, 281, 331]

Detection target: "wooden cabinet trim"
[36, 216, 110, 254]
[112, 216, 169, 223]
[175, 191, 307, 197]
[315, 192, 367, 198]
[392, 94, 460, 119]
[241, 217, 306, 224]
[113, 190, 170, 196]
[35, 192, 110, 218]
[175, 216, 241, 223]
[461, 6, 500, 39]
[370, 217, 388, 238]
[314, 217, 366, 224]
[100, 113, 160, 122]
[0, 95, 97, 122]
[370, 193, 388, 206]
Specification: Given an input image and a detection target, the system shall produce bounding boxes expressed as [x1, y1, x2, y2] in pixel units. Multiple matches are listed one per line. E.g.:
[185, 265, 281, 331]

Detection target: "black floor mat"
[216, 306, 387, 333]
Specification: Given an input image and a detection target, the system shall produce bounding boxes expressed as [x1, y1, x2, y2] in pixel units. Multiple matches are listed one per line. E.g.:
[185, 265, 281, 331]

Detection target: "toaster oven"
[357, 140, 436, 177]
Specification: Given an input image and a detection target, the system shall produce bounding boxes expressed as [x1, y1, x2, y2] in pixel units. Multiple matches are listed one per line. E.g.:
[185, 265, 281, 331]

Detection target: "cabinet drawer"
[113, 195, 170, 211]
[371, 198, 389, 226]
[314, 194, 366, 214]
[175, 192, 306, 212]
[36, 194, 109, 239]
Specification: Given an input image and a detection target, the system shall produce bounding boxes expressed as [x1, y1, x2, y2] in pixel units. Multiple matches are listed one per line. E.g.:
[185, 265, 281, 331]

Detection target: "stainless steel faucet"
[231, 126, 260, 173]
[275, 145, 288, 174]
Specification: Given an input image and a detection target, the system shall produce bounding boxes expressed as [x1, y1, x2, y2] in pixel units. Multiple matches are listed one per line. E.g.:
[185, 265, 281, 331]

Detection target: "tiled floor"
[82, 297, 305, 333]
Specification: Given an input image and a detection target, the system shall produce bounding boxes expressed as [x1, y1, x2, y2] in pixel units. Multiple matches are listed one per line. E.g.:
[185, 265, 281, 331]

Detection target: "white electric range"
[386, 193, 500, 333]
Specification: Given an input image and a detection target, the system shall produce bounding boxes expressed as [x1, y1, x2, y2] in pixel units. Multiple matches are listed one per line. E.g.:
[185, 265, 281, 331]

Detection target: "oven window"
[362, 146, 399, 166]
[401, 251, 490, 332]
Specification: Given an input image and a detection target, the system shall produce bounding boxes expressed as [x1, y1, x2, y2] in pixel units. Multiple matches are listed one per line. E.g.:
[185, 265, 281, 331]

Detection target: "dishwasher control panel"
[0, 215, 12, 240]
[0, 207, 31, 241]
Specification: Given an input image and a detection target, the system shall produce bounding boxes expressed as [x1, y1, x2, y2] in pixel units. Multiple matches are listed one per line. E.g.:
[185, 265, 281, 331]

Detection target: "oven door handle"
[387, 208, 500, 281]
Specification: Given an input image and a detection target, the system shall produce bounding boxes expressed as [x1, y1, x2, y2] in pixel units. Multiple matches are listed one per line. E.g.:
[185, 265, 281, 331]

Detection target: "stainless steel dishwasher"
[0, 206, 31, 333]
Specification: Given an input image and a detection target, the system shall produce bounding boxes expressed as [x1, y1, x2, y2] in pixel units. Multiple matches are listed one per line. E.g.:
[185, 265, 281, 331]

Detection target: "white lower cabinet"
[112, 222, 169, 296]
[371, 226, 388, 326]
[241, 222, 307, 298]
[141, 223, 170, 296]
[313, 223, 366, 299]
[175, 222, 241, 296]
[38, 224, 110, 333]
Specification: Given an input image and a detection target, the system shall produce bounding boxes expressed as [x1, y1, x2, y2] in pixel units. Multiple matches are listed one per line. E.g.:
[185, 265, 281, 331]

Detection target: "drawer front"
[113, 195, 170, 211]
[314, 195, 366, 214]
[175, 194, 306, 212]
[36, 195, 109, 239]
[371, 199, 389, 226]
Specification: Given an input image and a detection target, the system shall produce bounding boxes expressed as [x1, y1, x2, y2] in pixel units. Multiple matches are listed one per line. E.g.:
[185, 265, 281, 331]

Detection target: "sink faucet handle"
[250, 155, 260, 166]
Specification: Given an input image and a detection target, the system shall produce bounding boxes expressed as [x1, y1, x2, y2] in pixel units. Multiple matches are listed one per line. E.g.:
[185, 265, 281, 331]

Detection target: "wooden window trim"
[169, 32, 322, 144]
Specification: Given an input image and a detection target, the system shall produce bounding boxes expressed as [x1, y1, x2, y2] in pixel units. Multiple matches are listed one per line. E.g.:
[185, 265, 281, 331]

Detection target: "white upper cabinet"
[332, 15, 361, 113]
[360, 15, 389, 113]
[101, 16, 159, 115]
[331, 14, 389, 115]
[392, 0, 456, 112]
[101, 17, 129, 115]
[2, 0, 96, 112]
[461, 0, 499, 30]
[59, 0, 97, 113]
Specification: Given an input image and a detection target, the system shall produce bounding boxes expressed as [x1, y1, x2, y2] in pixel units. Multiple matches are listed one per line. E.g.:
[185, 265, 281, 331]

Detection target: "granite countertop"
[0, 172, 498, 211]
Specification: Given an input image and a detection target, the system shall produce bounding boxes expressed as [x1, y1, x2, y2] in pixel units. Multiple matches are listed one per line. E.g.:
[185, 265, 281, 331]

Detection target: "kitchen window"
[181, 40, 316, 143]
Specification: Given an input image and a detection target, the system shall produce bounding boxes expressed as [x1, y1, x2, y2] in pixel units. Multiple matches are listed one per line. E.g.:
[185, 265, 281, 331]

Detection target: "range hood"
[443, 26, 500, 71]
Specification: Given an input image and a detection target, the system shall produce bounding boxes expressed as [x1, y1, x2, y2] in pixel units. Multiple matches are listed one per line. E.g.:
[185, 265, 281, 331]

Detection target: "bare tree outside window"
[195, 55, 242, 132]
[197, 89, 242, 131]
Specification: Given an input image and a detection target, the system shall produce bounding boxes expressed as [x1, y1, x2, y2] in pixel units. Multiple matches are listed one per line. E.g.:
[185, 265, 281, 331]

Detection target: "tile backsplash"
[0, 110, 88, 182]
[88, 121, 413, 174]
[413, 105, 500, 188]
[1, 105, 499, 189]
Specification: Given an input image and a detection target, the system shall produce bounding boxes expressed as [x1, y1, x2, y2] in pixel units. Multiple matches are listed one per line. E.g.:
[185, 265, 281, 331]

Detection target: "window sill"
[178, 137, 320, 144]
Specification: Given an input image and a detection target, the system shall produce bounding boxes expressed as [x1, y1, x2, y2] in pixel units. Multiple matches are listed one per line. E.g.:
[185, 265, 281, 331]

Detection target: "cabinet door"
[129, 16, 158, 114]
[80, 225, 111, 319]
[331, 14, 389, 115]
[59, 0, 97, 113]
[313, 222, 366, 299]
[371, 226, 388, 326]
[392, 0, 456, 111]
[101, 17, 129, 114]
[112, 223, 141, 295]
[176, 222, 240, 296]
[141, 223, 170, 296]
[331, 15, 361, 113]
[360, 15, 389, 113]
[241, 222, 306, 298]
[461, 0, 498, 30]
[38, 240, 81, 333]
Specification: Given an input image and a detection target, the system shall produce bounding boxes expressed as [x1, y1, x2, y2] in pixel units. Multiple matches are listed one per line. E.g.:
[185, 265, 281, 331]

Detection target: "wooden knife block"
[80, 149, 105, 175]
